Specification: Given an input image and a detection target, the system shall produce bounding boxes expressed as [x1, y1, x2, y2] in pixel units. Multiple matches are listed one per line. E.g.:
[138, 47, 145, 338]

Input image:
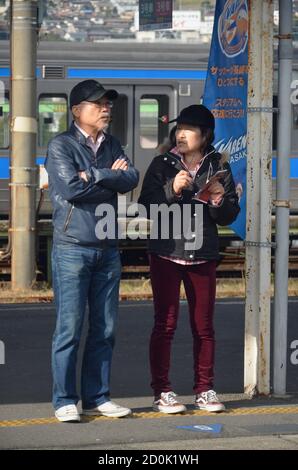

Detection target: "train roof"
[0, 40, 211, 68]
[0, 40, 297, 69]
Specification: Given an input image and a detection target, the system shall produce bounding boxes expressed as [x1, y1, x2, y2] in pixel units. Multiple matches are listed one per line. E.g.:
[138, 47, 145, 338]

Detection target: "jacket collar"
[164, 146, 217, 172]
[69, 121, 110, 145]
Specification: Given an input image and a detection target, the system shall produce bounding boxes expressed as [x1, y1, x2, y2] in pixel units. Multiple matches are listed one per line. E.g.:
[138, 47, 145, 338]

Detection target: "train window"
[38, 95, 67, 147]
[139, 95, 169, 149]
[0, 95, 9, 149]
[108, 94, 127, 147]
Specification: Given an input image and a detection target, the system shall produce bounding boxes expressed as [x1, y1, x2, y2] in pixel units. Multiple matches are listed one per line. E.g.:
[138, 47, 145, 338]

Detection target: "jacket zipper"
[63, 204, 74, 232]
[167, 149, 216, 179]
[194, 149, 215, 179]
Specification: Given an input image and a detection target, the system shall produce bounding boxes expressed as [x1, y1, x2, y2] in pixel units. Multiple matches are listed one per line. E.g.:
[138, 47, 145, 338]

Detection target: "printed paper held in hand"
[193, 169, 227, 203]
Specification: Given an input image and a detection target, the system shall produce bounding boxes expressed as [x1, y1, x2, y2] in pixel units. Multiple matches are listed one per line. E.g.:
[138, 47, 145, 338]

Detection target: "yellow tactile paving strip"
[0, 405, 298, 428]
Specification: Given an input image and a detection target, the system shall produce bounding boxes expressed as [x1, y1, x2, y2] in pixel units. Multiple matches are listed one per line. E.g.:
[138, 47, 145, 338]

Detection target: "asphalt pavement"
[0, 299, 297, 451]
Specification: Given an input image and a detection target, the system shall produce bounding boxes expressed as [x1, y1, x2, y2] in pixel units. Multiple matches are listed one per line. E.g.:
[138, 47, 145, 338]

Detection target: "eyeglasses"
[82, 100, 114, 109]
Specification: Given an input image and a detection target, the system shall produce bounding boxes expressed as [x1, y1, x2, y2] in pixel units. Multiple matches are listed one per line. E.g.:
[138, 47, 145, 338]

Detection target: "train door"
[106, 85, 134, 216]
[108, 85, 134, 214]
[133, 85, 175, 201]
[108, 85, 134, 164]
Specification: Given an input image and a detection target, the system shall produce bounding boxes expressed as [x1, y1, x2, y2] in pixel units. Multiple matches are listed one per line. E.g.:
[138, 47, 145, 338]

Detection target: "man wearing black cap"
[45, 80, 139, 422]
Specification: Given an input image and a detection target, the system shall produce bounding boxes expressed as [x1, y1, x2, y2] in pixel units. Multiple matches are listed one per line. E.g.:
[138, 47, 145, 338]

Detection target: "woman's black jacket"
[138, 147, 240, 261]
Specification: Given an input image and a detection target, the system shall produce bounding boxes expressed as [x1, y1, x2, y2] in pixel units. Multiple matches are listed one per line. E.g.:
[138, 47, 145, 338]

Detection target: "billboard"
[139, 0, 173, 31]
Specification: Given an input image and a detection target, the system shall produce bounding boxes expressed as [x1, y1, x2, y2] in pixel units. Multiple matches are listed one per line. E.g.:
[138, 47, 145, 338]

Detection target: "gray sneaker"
[153, 391, 186, 414]
[195, 390, 225, 412]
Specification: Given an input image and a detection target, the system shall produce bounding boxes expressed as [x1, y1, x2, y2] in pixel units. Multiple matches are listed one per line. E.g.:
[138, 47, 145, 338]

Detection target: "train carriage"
[1, 40, 298, 278]
[1, 40, 298, 214]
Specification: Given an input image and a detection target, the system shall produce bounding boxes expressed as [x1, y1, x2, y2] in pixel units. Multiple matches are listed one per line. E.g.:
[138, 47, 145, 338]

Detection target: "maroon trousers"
[149, 254, 217, 396]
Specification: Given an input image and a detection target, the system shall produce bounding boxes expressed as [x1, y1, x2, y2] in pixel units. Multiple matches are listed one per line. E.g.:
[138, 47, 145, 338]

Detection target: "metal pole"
[10, 0, 37, 289]
[273, 0, 293, 395]
[244, 0, 261, 397]
[244, 0, 273, 397]
[258, 0, 273, 395]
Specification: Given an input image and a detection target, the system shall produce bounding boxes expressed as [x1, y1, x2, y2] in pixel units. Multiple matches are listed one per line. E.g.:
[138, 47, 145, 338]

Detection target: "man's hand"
[111, 158, 128, 171]
[173, 170, 193, 196]
[78, 171, 88, 182]
[78, 158, 128, 182]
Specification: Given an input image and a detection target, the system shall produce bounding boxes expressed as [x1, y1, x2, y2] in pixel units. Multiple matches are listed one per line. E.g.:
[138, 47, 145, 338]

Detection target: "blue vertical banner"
[203, 0, 248, 239]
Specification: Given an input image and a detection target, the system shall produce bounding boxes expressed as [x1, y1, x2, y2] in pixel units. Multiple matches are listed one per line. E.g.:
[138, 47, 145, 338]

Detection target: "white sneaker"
[55, 404, 81, 422]
[195, 390, 225, 412]
[153, 391, 186, 414]
[83, 401, 132, 418]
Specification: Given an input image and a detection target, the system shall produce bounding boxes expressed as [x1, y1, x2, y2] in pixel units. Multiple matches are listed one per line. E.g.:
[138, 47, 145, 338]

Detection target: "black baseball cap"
[69, 79, 118, 108]
[169, 104, 215, 130]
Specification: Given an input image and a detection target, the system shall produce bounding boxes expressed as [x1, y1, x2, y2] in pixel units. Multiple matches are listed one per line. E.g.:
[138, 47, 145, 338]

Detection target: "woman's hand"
[173, 170, 193, 196]
[208, 181, 225, 206]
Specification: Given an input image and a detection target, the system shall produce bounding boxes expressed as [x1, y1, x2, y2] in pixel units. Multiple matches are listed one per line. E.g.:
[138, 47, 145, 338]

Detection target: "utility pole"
[273, 0, 293, 395]
[10, 0, 38, 289]
[244, 0, 273, 396]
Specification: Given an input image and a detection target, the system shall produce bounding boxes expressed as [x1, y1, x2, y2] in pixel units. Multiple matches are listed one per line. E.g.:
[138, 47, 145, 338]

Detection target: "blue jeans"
[51, 244, 121, 410]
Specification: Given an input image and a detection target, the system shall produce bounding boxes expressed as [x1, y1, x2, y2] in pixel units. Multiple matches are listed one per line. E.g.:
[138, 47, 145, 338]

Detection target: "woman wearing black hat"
[138, 104, 240, 414]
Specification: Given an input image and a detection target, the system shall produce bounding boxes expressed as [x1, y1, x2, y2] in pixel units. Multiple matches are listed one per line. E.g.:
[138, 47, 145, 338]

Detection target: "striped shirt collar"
[74, 122, 105, 155]
[170, 146, 209, 173]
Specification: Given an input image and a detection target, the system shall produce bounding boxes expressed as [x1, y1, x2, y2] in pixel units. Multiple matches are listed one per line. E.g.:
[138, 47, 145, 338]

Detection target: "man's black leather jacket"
[45, 123, 139, 247]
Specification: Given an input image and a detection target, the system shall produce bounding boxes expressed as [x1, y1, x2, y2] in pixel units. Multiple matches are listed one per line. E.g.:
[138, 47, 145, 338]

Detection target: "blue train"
[0, 40, 298, 218]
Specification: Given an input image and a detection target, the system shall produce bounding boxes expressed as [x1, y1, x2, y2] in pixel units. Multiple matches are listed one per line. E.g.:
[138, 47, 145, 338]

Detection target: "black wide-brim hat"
[169, 104, 215, 130]
[70, 79, 118, 108]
